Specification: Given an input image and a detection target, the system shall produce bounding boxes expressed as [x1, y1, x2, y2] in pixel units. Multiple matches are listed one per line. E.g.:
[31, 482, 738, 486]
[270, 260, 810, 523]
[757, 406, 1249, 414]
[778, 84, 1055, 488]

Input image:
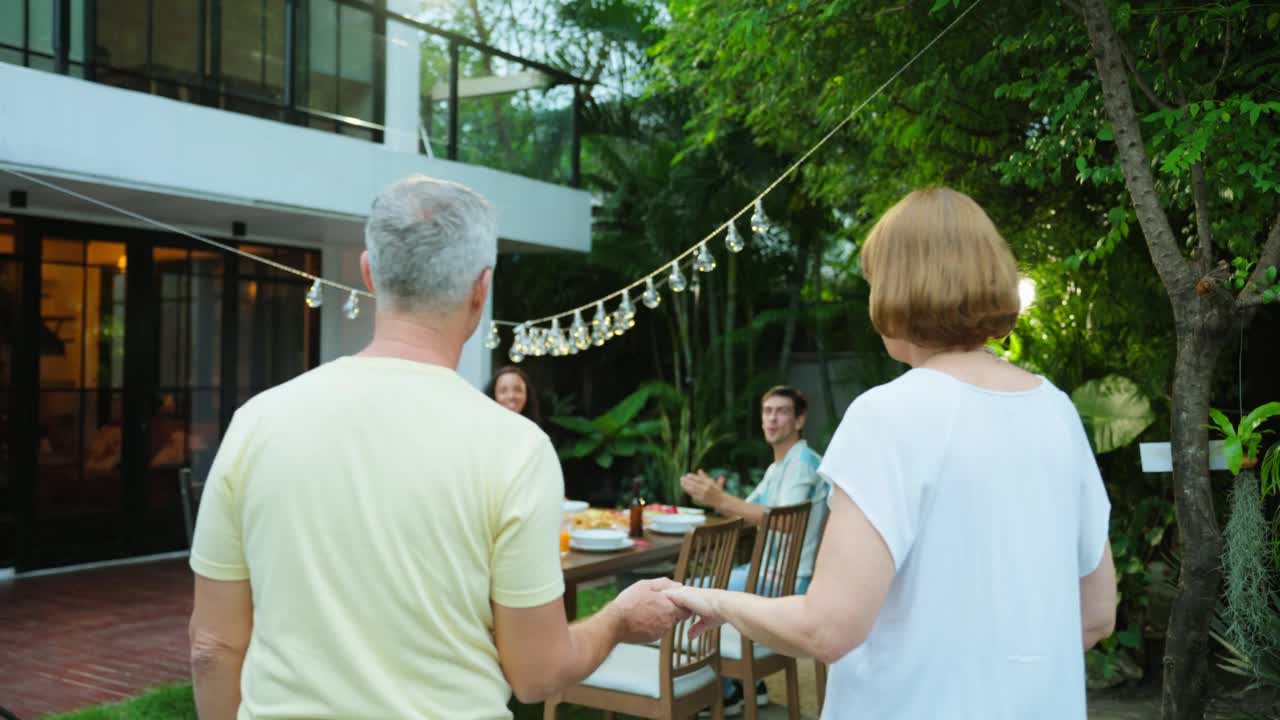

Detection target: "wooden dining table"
[559, 517, 747, 619]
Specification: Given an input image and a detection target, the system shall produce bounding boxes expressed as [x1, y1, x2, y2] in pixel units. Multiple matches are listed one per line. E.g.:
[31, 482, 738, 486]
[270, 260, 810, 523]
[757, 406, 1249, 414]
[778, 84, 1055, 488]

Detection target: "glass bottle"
[629, 478, 646, 538]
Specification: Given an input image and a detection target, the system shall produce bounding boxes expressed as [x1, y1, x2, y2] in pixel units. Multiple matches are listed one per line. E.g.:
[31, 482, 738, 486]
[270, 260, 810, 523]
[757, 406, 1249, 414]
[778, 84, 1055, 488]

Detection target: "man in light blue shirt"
[680, 385, 828, 714]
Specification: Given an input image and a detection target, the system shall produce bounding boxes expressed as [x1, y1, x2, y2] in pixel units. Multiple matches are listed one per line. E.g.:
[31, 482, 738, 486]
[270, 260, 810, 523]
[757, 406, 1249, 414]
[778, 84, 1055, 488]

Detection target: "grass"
[46, 586, 623, 720]
[44, 684, 196, 720]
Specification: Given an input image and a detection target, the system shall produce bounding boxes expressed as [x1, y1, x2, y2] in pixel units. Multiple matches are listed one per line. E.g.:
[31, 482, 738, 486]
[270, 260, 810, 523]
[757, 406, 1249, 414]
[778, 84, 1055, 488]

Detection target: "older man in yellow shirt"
[188, 176, 685, 719]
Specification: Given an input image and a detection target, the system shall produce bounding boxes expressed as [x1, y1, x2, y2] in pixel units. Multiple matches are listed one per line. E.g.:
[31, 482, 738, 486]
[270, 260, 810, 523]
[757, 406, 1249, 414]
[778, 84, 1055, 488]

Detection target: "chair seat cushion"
[580, 643, 719, 699]
[719, 625, 776, 661]
[676, 626, 776, 661]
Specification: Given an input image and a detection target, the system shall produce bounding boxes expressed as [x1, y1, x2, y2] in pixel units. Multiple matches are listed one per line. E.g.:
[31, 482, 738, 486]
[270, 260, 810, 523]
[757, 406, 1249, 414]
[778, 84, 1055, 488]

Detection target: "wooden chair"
[719, 503, 811, 720]
[178, 467, 205, 547]
[545, 518, 743, 720]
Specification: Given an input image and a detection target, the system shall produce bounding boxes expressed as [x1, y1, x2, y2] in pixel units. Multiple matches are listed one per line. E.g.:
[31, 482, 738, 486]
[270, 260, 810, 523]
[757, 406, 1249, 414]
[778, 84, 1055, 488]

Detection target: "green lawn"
[46, 585, 622, 720]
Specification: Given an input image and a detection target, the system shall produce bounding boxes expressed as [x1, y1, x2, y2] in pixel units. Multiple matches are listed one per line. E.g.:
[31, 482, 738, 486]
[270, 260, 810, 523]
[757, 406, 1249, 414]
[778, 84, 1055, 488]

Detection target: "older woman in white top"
[666, 187, 1117, 719]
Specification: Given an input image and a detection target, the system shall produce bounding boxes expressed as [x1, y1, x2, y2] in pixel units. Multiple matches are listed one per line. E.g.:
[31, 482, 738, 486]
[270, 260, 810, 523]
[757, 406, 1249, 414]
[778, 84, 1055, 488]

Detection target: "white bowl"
[651, 514, 706, 531]
[569, 528, 628, 549]
[562, 499, 589, 514]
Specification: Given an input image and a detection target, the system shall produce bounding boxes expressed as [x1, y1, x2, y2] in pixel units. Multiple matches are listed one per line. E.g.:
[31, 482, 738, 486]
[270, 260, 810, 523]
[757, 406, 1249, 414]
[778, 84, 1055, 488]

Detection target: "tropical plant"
[550, 383, 667, 470]
[1071, 375, 1157, 454]
[647, 392, 731, 506]
[1209, 403, 1280, 475]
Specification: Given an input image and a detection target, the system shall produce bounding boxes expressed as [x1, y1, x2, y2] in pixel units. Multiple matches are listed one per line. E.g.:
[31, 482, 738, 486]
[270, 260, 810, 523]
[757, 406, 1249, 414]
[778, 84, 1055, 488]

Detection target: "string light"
[343, 290, 360, 320]
[694, 241, 716, 273]
[305, 279, 323, 308]
[642, 277, 661, 309]
[668, 262, 687, 293]
[725, 222, 745, 253]
[1, 0, 982, 353]
[570, 310, 590, 350]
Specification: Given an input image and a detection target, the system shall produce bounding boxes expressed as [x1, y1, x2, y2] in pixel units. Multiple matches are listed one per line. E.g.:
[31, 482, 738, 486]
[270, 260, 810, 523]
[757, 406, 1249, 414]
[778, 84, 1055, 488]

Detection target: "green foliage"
[1209, 402, 1280, 476]
[46, 684, 196, 719]
[1071, 375, 1156, 454]
[1213, 606, 1280, 691]
[648, 389, 731, 505]
[550, 382, 669, 469]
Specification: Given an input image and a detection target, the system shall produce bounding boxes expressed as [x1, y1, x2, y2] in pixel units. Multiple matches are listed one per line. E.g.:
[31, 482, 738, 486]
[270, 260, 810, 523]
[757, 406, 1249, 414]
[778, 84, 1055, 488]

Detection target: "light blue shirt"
[745, 439, 828, 579]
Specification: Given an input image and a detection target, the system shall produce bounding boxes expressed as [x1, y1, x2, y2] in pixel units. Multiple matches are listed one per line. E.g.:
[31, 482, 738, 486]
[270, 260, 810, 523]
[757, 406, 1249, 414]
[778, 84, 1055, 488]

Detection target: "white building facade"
[0, 0, 591, 571]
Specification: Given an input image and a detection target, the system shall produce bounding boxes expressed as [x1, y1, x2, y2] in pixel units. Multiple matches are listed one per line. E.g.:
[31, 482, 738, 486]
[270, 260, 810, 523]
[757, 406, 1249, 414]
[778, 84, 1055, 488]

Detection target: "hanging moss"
[1222, 469, 1274, 663]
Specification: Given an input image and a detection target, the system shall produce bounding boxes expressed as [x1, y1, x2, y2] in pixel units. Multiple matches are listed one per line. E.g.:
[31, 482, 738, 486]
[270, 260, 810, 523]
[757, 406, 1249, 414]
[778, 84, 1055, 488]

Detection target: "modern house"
[0, 0, 592, 572]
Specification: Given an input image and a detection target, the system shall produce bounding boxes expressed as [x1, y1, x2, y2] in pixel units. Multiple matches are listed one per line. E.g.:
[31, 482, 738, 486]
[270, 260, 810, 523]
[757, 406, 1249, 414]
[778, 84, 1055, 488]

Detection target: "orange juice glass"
[560, 528, 572, 554]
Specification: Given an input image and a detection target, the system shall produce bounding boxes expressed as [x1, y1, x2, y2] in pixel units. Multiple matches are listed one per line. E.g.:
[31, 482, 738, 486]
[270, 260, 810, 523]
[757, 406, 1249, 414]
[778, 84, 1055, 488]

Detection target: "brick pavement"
[0, 558, 192, 718]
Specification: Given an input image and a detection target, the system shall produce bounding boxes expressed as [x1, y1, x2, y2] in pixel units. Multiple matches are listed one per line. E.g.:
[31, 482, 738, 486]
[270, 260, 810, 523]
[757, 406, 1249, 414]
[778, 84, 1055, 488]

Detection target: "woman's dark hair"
[484, 365, 542, 426]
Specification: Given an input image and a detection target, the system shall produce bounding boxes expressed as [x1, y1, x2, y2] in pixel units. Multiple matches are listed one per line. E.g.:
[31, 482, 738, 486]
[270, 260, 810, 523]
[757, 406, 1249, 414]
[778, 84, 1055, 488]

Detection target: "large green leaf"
[1209, 408, 1238, 439]
[1240, 401, 1280, 438]
[1071, 375, 1156, 454]
[559, 436, 603, 460]
[551, 415, 602, 435]
[596, 385, 656, 434]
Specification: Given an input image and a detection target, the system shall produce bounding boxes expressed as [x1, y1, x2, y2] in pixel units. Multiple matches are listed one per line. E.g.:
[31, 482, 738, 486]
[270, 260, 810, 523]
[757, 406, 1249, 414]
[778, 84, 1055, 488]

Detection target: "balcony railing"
[0, 0, 586, 186]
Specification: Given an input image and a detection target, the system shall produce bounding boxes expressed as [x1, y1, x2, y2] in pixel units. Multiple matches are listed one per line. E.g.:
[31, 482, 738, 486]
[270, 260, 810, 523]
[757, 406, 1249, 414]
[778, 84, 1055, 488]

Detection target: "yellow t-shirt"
[190, 356, 565, 720]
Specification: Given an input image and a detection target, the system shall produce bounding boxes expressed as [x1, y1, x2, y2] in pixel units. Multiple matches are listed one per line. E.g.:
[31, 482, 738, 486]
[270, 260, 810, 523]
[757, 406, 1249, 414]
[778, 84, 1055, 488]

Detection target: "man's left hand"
[679, 470, 725, 508]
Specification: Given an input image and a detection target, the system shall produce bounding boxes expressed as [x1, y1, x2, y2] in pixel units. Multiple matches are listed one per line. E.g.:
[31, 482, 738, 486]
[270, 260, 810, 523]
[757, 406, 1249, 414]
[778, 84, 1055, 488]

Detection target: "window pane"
[97, 0, 148, 70]
[153, 0, 201, 78]
[40, 262, 84, 388]
[222, 0, 286, 100]
[0, 217, 17, 255]
[43, 237, 84, 263]
[84, 242, 127, 390]
[0, 1, 23, 49]
[28, 0, 53, 55]
[190, 274, 222, 387]
[338, 6, 375, 121]
[70, 0, 86, 63]
[304, 0, 338, 113]
[38, 391, 85, 513]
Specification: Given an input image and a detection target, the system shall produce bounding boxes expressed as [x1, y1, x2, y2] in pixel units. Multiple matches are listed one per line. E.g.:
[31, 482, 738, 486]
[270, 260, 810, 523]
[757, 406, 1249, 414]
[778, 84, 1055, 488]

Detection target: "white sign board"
[1139, 441, 1228, 473]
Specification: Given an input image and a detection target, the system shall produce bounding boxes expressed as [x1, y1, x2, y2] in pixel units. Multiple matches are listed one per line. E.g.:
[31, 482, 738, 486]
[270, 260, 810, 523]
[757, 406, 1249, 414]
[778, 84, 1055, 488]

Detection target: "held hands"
[679, 470, 726, 508]
[662, 587, 726, 639]
[608, 578, 693, 644]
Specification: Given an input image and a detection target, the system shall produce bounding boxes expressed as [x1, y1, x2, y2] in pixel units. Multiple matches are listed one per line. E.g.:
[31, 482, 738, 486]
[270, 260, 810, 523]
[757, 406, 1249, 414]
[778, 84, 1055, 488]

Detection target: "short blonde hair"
[861, 187, 1019, 349]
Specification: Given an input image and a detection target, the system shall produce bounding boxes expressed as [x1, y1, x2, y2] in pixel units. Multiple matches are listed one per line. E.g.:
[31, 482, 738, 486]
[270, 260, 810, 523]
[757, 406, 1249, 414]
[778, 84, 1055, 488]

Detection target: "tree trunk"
[811, 232, 838, 429]
[778, 238, 811, 381]
[1076, 2, 1237, 716]
[1162, 315, 1231, 719]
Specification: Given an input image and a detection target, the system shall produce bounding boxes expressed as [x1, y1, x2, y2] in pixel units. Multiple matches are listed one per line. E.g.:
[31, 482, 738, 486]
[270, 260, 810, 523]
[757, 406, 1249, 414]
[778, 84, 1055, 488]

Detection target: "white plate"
[676, 507, 706, 515]
[563, 499, 589, 514]
[569, 537, 635, 553]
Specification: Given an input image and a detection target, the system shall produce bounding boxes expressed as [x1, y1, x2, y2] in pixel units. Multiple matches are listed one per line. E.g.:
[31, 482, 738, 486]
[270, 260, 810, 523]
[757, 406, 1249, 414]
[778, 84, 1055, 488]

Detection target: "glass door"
[0, 217, 24, 567]
[33, 233, 130, 565]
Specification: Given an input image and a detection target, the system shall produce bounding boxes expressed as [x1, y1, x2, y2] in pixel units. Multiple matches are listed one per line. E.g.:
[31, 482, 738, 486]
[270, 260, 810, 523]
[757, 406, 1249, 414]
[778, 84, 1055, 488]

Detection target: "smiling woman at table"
[664, 187, 1117, 720]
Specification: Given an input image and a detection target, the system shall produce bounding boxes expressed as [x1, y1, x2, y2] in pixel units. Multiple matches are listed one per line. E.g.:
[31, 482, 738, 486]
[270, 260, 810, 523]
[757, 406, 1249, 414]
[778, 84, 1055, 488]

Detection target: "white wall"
[0, 63, 591, 254]
[318, 243, 492, 389]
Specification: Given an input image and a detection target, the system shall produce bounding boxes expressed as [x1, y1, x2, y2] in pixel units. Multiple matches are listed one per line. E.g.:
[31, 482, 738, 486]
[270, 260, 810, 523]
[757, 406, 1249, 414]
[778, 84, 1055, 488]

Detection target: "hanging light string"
[1, 166, 370, 318]
[494, 0, 984, 329]
[0, 0, 981, 343]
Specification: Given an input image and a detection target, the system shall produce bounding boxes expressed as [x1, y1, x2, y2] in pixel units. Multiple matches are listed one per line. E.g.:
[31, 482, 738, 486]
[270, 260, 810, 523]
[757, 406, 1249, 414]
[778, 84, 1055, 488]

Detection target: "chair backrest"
[178, 467, 206, 547]
[660, 518, 743, 691]
[745, 502, 813, 599]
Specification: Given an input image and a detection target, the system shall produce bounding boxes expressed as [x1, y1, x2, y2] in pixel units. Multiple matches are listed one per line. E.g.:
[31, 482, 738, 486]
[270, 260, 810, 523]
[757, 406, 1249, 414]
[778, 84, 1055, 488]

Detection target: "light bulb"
[725, 222, 745, 253]
[509, 345, 525, 363]
[483, 321, 500, 350]
[642, 277, 661, 309]
[750, 198, 773, 239]
[547, 318, 562, 352]
[694, 241, 716, 272]
[571, 310, 590, 350]
[618, 292, 636, 322]
[343, 290, 360, 320]
[594, 301, 613, 335]
[305, 279, 323, 308]
[668, 262, 687, 293]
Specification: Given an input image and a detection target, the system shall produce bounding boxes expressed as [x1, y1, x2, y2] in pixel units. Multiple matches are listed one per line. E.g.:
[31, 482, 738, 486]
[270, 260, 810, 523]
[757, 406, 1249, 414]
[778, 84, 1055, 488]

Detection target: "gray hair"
[364, 175, 498, 313]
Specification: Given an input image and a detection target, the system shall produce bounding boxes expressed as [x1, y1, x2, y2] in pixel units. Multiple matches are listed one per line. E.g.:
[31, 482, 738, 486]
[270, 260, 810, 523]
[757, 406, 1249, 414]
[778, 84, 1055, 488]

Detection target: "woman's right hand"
[663, 587, 727, 638]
